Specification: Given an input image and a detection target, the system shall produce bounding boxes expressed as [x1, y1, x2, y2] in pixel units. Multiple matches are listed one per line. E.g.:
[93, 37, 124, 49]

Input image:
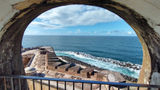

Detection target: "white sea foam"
[55, 51, 142, 78]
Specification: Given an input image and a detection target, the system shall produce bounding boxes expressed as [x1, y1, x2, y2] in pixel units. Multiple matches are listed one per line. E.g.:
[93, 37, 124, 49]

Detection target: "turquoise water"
[22, 35, 142, 78]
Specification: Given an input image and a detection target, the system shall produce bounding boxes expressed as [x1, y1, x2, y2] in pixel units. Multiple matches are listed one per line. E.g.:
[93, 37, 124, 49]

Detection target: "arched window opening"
[22, 5, 143, 88]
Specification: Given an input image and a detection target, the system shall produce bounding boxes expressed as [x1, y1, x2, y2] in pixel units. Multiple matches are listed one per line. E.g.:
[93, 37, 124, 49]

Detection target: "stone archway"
[0, 0, 160, 89]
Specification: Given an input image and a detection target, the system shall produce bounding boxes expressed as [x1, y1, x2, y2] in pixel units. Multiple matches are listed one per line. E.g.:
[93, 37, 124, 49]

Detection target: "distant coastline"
[23, 35, 137, 37]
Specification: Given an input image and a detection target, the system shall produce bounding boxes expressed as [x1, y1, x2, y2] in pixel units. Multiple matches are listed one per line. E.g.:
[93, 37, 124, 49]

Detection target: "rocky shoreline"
[65, 52, 141, 71]
[58, 56, 138, 82]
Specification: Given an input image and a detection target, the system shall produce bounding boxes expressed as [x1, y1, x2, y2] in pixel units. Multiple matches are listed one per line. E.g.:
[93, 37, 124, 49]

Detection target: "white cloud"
[29, 21, 63, 29]
[106, 32, 111, 35]
[29, 5, 121, 29]
[75, 29, 81, 34]
[106, 30, 136, 36]
[127, 31, 133, 35]
[24, 29, 40, 35]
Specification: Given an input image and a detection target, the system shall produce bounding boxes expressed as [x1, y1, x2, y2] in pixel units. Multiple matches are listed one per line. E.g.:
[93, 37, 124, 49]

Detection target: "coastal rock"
[100, 70, 125, 82]
[25, 67, 36, 75]
[121, 74, 137, 82]
[108, 74, 116, 82]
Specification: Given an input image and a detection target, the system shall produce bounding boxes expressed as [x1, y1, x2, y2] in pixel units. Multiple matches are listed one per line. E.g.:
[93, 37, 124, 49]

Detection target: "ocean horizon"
[22, 35, 143, 78]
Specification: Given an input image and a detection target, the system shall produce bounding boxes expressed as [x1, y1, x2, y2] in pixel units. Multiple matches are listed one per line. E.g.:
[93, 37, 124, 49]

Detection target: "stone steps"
[57, 63, 71, 72]
[47, 62, 63, 70]
[47, 52, 57, 57]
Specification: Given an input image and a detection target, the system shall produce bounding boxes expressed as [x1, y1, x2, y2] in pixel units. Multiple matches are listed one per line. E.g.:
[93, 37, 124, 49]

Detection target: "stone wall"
[0, 0, 160, 89]
[22, 54, 34, 67]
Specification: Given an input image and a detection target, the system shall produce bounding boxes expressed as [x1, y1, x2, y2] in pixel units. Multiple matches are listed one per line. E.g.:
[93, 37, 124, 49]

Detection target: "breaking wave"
[55, 51, 141, 78]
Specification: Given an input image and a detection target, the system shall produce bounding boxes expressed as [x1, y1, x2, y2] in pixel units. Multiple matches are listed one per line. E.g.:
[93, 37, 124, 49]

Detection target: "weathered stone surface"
[46, 52, 57, 58]
[25, 67, 36, 75]
[45, 52, 60, 69]
[48, 62, 62, 70]
[96, 72, 105, 81]
[68, 66, 81, 75]
[80, 68, 94, 78]
[57, 63, 71, 72]
[150, 72, 160, 86]
[22, 54, 34, 67]
[100, 70, 125, 82]
[0, 0, 160, 89]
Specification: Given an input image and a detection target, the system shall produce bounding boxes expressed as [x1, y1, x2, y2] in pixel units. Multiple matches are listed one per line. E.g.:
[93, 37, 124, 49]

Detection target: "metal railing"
[0, 75, 160, 90]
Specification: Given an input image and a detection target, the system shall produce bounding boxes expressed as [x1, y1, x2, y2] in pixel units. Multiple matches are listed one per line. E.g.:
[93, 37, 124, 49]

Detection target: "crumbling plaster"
[114, 0, 160, 35]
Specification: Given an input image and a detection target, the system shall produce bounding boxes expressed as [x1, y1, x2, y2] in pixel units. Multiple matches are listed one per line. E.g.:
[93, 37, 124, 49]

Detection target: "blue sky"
[24, 5, 136, 36]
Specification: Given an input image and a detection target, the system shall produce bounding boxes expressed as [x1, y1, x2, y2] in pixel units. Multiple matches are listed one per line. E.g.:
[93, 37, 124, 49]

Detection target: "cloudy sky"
[24, 5, 136, 36]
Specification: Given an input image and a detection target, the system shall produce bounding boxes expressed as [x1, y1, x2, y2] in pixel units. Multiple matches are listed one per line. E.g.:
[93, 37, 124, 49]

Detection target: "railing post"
[73, 82, 75, 90]
[40, 80, 42, 90]
[10, 77, 14, 90]
[18, 78, 21, 90]
[99, 84, 101, 90]
[64, 81, 66, 90]
[127, 86, 129, 90]
[82, 82, 84, 90]
[109, 85, 111, 90]
[48, 80, 50, 90]
[118, 87, 120, 90]
[57, 81, 58, 90]
[32, 79, 35, 90]
[90, 83, 92, 90]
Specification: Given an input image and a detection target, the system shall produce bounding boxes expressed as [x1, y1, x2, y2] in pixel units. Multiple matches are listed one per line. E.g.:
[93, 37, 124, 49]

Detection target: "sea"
[22, 35, 143, 78]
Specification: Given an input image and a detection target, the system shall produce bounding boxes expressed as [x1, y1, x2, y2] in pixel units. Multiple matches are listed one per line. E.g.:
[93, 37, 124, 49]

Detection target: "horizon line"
[23, 35, 137, 37]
